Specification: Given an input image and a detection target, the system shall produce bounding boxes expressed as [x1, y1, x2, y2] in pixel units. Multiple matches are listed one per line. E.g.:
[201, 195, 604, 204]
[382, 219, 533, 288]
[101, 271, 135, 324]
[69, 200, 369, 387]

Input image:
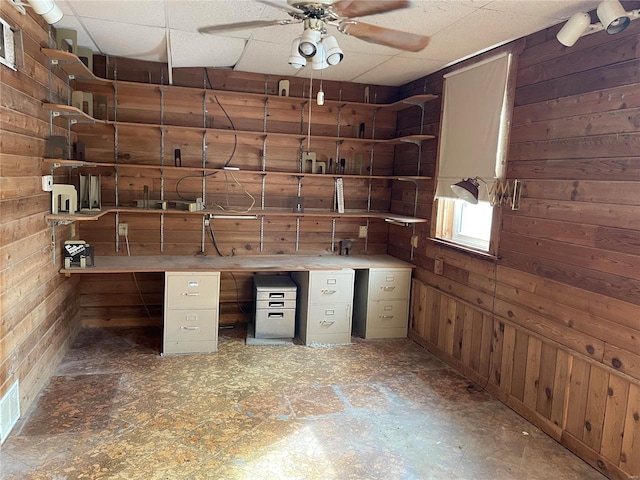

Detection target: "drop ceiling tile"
[167, 0, 268, 37]
[410, 7, 562, 62]
[481, 0, 601, 19]
[250, 23, 303, 44]
[169, 30, 246, 68]
[63, 0, 166, 27]
[233, 40, 301, 77]
[352, 56, 447, 86]
[81, 18, 168, 62]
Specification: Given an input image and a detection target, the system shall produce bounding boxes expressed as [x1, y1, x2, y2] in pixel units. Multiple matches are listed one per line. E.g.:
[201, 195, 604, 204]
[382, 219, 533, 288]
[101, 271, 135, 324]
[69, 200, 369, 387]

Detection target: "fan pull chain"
[307, 69, 313, 153]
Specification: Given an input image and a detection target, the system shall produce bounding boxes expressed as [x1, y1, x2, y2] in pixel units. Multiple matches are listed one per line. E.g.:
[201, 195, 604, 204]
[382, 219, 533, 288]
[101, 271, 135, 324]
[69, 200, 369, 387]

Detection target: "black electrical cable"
[207, 222, 245, 314]
[204, 68, 238, 168]
[174, 69, 240, 201]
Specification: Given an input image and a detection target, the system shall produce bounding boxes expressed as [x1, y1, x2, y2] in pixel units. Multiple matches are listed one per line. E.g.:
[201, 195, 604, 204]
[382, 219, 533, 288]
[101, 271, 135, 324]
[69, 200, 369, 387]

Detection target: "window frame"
[431, 45, 519, 258]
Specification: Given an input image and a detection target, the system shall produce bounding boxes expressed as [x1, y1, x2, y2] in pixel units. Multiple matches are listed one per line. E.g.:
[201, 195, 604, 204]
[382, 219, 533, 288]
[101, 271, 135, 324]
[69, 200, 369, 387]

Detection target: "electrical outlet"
[118, 223, 128, 236]
[41, 175, 53, 192]
[204, 218, 210, 227]
[358, 225, 368, 238]
[411, 235, 419, 248]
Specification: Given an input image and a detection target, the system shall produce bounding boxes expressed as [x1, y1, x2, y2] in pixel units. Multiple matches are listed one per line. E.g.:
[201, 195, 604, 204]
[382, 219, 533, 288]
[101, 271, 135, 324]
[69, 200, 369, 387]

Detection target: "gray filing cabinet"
[163, 271, 220, 354]
[253, 275, 297, 339]
[353, 267, 411, 339]
[292, 269, 354, 345]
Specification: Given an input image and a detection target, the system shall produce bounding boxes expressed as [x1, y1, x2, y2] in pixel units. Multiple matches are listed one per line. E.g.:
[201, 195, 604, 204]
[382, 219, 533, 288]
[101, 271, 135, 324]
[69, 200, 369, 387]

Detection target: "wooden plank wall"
[71, 62, 402, 327]
[397, 15, 640, 480]
[0, 4, 81, 416]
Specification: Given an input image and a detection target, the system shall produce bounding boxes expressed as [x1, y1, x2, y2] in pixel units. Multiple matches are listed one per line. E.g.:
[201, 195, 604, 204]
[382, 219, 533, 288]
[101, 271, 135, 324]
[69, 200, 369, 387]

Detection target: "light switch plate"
[358, 226, 367, 238]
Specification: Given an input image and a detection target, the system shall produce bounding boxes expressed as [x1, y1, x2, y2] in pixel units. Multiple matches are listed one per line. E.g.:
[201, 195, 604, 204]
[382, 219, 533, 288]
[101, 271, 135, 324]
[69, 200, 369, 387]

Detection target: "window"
[0, 16, 22, 71]
[433, 51, 514, 254]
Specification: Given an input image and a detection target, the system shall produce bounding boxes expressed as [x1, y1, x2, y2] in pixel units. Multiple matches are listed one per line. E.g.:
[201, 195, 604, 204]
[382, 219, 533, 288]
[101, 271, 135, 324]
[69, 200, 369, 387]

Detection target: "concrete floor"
[2, 326, 605, 480]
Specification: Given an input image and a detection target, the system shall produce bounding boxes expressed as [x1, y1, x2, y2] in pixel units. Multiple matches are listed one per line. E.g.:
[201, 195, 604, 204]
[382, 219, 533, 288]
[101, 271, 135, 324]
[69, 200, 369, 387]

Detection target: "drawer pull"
[381, 286, 396, 291]
[182, 292, 200, 296]
[269, 302, 285, 308]
[321, 289, 337, 294]
[320, 320, 336, 326]
[268, 312, 284, 319]
[269, 293, 285, 298]
[181, 326, 200, 330]
[381, 315, 394, 319]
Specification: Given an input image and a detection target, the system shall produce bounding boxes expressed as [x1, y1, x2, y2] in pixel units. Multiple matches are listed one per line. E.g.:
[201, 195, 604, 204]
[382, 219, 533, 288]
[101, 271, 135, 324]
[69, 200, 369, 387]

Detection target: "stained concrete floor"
[2, 326, 605, 480]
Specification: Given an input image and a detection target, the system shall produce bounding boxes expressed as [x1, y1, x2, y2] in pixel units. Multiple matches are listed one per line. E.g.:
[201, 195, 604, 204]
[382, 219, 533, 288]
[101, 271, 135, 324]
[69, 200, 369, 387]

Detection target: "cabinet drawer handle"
[269, 302, 285, 308]
[321, 289, 337, 294]
[381, 315, 394, 319]
[320, 320, 336, 326]
[268, 312, 284, 318]
[181, 326, 200, 330]
[381, 286, 395, 291]
[269, 293, 285, 298]
[182, 292, 200, 296]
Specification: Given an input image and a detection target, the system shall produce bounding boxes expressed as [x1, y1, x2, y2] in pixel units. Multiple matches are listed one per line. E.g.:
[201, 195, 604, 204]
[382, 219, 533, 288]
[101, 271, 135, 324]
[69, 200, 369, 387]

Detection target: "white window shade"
[436, 53, 511, 201]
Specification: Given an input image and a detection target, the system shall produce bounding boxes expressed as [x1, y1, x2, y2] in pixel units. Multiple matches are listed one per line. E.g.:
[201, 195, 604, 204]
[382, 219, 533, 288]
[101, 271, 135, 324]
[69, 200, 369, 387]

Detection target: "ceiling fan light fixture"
[322, 35, 343, 66]
[597, 0, 630, 33]
[311, 42, 329, 70]
[299, 28, 320, 58]
[288, 38, 307, 69]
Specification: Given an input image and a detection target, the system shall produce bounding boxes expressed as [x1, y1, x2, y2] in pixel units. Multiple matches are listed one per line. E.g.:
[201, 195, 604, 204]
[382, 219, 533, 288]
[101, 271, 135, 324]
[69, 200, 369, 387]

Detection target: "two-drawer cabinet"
[353, 268, 411, 339]
[292, 269, 355, 345]
[163, 271, 220, 354]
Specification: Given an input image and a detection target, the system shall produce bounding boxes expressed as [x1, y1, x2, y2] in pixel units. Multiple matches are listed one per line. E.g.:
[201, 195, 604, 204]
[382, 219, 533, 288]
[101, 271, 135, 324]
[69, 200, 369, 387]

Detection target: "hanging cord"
[125, 235, 152, 319]
[207, 222, 245, 314]
[467, 261, 498, 394]
[175, 72, 240, 201]
[211, 171, 256, 213]
[306, 69, 313, 152]
[204, 68, 238, 168]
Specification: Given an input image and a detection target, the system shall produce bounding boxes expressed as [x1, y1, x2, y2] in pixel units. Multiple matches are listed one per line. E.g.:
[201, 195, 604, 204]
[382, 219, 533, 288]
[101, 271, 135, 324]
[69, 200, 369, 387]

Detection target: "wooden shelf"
[42, 48, 110, 84]
[93, 120, 435, 145]
[43, 48, 438, 113]
[46, 206, 427, 224]
[42, 103, 99, 123]
[44, 158, 98, 168]
[44, 159, 431, 181]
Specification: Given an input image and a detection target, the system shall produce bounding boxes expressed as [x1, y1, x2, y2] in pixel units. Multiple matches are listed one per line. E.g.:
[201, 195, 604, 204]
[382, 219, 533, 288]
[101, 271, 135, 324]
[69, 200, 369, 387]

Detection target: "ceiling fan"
[198, 0, 430, 53]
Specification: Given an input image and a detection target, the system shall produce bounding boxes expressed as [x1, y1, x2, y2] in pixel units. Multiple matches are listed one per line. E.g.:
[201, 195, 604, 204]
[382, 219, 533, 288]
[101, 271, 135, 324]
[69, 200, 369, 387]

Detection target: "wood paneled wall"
[0, 4, 81, 416]
[398, 15, 640, 480]
[71, 62, 402, 327]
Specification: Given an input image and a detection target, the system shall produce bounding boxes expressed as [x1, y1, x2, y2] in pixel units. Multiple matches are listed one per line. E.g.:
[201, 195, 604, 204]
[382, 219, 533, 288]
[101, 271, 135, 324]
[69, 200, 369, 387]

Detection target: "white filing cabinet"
[253, 275, 297, 339]
[292, 269, 355, 345]
[163, 271, 220, 354]
[353, 267, 411, 339]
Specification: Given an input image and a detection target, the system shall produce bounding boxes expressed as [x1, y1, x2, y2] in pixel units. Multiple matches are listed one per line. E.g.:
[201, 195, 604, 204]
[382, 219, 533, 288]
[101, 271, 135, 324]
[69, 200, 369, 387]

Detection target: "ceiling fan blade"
[338, 21, 429, 52]
[198, 18, 300, 35]
[331, 0, 410, 18]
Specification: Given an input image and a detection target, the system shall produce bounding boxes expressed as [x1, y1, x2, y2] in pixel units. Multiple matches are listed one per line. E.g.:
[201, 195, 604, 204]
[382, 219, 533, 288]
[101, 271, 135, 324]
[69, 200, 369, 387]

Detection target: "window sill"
[429, 237, 499, 261]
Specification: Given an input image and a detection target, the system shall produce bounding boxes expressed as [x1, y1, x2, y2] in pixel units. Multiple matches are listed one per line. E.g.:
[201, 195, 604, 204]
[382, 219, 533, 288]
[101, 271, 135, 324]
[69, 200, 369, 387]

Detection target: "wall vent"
[0, 380, 20, 444]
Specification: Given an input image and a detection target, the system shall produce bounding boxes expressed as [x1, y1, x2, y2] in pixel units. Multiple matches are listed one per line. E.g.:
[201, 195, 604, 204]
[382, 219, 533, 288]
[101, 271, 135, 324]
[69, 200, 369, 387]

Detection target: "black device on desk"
[64, 240, 95, 269]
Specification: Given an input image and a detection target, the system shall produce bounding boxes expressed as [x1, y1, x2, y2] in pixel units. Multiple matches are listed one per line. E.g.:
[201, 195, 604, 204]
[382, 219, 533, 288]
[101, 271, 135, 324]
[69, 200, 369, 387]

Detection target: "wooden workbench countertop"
[61, 254, 415, 275]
